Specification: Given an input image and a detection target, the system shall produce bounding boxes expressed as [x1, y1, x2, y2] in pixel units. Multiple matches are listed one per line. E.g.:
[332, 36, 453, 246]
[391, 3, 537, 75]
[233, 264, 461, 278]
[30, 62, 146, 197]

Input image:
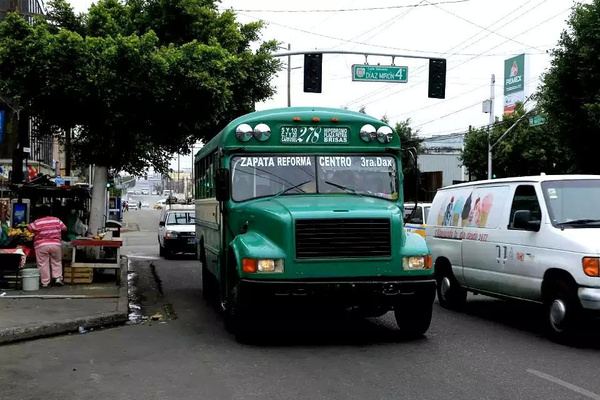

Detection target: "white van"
[426, 175, 600, 340]
[404, 202, 432, 238]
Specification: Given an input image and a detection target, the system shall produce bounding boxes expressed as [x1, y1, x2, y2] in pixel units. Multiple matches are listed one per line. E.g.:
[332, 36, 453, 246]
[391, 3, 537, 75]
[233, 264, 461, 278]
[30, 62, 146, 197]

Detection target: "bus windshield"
[231, 155, 398, 202]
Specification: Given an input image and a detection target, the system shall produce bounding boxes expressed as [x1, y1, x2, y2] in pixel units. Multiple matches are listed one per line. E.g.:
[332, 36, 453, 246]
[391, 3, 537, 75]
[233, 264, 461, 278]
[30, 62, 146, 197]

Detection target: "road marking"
[527, 369, 600, 400]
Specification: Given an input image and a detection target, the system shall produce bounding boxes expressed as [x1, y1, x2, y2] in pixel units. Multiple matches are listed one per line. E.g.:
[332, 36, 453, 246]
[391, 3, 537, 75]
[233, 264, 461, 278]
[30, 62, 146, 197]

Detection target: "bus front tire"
[394, 297, 433, 338]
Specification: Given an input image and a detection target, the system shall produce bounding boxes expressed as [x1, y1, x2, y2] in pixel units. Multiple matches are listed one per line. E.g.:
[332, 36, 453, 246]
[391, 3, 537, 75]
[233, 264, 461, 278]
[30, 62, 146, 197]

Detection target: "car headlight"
[242, 258, 284, 273]
[403, 256, 432, 270]
[165, 231, 179, 238]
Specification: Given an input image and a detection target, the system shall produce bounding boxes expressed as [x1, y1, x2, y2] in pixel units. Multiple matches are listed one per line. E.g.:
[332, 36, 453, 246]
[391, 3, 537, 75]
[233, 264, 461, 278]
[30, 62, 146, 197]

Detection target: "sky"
[68, 0, 578, 169]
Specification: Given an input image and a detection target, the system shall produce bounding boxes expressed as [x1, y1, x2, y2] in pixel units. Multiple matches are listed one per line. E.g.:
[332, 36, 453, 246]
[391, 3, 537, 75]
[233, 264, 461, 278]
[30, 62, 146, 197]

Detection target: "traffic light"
[304, 53, 323, 93]
[106, 182, 112, 188]
[428, 58, 447, 99]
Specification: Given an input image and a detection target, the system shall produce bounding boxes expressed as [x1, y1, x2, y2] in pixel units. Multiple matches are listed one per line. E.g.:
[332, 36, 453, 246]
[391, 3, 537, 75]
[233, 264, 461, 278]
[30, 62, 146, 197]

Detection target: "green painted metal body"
[195, 107, 432, 301]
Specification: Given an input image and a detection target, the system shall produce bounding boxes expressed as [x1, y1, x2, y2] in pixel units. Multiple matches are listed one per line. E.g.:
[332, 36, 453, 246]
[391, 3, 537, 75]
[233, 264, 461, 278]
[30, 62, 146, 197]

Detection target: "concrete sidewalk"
[0, 258, 129, 345]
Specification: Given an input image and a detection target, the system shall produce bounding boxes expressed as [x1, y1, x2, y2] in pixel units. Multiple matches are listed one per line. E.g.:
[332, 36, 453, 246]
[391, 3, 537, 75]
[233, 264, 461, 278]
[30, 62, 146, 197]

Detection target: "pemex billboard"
[503, 54, 527, 115]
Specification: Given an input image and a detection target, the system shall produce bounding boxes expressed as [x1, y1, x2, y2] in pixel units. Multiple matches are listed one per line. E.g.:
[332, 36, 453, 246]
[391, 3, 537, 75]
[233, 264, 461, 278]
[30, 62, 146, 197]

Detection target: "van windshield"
[166, 212, 195, 225]
[542, 180, 600, 227]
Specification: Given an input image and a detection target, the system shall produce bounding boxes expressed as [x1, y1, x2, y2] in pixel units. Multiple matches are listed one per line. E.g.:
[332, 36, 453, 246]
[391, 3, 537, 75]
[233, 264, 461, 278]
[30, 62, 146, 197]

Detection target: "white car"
[128, 201, 138, 210]
[158, 208, 196, 258]
[141, 189, 149, 195]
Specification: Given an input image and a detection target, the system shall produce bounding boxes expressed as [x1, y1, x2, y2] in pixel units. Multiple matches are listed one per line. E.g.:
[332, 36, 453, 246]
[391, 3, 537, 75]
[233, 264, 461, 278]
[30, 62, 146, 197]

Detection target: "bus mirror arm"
[215, 168, 231, 202]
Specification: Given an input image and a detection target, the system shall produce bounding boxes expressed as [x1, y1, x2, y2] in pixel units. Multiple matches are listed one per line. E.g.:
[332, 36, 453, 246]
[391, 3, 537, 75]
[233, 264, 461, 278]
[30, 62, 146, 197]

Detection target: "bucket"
[21, 268, 40, 291]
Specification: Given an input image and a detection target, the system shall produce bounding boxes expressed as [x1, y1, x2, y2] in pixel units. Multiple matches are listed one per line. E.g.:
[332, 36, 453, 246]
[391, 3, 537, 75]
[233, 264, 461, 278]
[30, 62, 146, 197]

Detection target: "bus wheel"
[394, 296, 433, 338]
[202, 264, 217, 305]
[224, 285, 249, 339]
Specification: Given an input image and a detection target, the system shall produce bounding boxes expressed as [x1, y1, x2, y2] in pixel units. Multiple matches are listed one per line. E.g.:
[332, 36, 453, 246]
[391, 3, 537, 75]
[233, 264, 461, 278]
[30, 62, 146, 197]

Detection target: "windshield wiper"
[556, 219, 600, 226]
[272, 180, 310, 198]
[324, 181, 363, 197]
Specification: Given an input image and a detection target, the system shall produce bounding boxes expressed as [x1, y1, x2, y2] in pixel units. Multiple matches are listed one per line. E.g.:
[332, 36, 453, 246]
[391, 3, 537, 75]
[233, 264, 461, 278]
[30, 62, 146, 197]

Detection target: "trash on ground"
[78, 326, 87, 334]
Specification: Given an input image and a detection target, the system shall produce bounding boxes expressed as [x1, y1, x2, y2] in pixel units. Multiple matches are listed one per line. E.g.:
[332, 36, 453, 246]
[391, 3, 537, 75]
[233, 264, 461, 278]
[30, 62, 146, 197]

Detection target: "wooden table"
[70, 238, 123, 285]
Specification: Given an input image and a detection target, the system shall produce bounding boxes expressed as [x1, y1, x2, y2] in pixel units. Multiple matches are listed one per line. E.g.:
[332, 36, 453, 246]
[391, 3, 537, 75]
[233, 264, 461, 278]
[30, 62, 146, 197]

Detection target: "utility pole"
[287, 43, 291, 107]
[487, 74, 495, 180]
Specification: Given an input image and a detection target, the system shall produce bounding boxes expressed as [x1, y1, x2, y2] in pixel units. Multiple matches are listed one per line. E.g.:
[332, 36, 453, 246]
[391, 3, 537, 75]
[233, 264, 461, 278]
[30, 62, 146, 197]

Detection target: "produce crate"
[63, 264, 94, 284]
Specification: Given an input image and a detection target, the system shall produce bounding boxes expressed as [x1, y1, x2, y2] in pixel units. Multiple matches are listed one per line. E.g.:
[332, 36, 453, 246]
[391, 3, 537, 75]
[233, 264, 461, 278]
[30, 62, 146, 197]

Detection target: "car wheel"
[436, 264, 467, 310]
[546, 279, 581, 343]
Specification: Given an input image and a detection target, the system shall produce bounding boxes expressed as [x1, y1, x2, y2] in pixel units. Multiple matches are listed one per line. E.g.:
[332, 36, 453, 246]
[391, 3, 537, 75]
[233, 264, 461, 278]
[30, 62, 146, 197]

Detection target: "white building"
[418, 133, 469, 188]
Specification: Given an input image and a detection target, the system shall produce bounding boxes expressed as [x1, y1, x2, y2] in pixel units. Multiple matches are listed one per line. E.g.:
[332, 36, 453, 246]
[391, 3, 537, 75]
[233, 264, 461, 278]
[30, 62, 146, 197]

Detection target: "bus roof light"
[235, 124, 253, 142]
[253, 123, 271, 141]
[292, 117, 301, 121]
[376, 126, 394, 144]
[360, 124, 376, 142]
[312, 117, 320, 122]
[331, 117, 340, 122]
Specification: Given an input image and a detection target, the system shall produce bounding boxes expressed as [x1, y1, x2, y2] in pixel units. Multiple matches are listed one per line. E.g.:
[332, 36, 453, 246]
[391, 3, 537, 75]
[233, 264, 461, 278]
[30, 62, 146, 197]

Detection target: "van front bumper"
[578, 287, 600, 310]
[238, 277, 436, 311]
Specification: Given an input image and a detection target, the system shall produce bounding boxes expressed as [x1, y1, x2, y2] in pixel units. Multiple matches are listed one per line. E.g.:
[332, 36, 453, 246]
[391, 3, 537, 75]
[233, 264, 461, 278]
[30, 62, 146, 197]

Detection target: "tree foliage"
[0, 0, 280, 174]
[538, 0, 600, 174]
[460, 104, 570, 180]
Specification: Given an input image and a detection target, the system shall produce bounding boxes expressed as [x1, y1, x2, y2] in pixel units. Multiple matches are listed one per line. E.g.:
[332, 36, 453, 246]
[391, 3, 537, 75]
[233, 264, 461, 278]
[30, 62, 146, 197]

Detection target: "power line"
[422, 0, 548, 52]
[347, 1, 564, 110]
[229, 0, 469, 13]
[341, 0, 550, 108]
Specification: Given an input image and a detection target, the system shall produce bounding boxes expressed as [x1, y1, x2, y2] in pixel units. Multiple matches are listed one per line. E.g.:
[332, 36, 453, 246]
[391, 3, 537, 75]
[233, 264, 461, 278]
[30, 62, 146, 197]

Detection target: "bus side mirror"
[215, 168, 230, 202]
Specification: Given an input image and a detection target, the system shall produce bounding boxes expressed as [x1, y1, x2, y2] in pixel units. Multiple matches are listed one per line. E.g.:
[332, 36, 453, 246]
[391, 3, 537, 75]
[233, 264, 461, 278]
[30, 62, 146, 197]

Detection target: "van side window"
[508, 185, 541, 229]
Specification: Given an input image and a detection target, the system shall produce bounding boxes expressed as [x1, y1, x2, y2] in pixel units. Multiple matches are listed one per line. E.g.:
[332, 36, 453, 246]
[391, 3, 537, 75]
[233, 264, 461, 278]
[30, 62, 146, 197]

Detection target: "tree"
[460, 104, 570, 180]
[393, 118, 423, 202]
[538, 1, 600, 174]
[0, 0, 280, 235]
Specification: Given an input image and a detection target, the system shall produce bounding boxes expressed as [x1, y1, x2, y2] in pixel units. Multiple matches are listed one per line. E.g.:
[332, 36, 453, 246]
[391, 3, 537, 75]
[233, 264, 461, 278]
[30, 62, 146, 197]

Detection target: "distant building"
[418, 132, 469, 189]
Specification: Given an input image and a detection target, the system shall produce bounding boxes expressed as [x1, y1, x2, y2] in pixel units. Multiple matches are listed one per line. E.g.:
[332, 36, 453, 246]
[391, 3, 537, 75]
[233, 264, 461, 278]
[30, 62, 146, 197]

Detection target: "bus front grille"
[295, 218, 391, 259]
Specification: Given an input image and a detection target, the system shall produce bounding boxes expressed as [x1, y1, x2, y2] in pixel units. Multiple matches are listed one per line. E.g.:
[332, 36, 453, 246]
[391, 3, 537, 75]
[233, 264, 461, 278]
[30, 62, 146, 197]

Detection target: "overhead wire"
[340, 0, 550, 108]
[229, 1, 469, 13]
[346, 0, 562, 110]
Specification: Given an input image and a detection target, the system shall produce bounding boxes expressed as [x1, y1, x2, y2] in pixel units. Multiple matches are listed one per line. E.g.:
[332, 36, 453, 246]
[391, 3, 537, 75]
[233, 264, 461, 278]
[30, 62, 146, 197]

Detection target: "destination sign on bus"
[280, 126, 350, 144]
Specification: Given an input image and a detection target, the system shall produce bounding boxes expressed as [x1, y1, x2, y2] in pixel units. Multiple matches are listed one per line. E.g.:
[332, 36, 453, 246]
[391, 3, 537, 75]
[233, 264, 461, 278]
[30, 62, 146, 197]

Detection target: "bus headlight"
[403, 256, 432, 270]
[360, 124, 376, 142]
[377, 126, 394, 143]
[242, 258, 284, 273]
[253, 123, 271, 141]
[235, 123, 253, 142]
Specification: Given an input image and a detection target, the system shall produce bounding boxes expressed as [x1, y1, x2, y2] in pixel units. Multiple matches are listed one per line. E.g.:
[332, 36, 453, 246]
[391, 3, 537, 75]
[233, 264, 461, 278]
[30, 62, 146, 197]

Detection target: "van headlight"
[403, 256, 432, 270]
[165, 231, 179, 238]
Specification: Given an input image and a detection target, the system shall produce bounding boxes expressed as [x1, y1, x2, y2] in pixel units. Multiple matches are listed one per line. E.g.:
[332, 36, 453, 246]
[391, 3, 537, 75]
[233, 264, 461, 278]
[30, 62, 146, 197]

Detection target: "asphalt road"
[1, 209, 599, 400]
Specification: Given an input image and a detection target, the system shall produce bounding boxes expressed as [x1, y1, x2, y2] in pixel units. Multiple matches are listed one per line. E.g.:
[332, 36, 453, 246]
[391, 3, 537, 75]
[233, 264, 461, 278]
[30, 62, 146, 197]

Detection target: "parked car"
[426, 174, 600, 341]
[404, 202, 431, 238]
[158, 207, 196, 258]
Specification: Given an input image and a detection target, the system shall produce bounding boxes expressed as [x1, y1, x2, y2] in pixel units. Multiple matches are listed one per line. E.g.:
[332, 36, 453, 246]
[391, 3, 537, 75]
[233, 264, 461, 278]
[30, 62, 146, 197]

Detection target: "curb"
[0, 257, 129, 345]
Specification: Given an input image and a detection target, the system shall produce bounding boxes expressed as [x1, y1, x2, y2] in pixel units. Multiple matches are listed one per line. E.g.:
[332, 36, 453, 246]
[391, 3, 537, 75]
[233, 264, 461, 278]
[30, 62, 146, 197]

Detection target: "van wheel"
[546, 279, 581, 343]
[436, 266, 467, 310]
[159, 244, 165, 257]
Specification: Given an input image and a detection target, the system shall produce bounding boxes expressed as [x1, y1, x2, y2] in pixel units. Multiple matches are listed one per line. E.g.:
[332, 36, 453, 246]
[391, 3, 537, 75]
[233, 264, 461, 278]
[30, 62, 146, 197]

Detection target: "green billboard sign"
[504, 54, 525, 95]
[352, 65, 408, 83]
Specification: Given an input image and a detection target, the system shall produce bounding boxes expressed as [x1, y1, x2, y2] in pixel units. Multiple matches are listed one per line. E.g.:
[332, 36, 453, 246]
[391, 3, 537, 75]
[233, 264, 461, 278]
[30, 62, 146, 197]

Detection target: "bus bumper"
[238, 277, 436, 311]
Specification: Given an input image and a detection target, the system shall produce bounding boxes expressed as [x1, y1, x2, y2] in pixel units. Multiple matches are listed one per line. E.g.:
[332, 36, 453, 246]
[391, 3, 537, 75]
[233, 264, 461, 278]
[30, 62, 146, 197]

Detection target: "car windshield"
[541, 179, 600, 227]
[166, 212, 195, 225]
[231, 155, 398, 202]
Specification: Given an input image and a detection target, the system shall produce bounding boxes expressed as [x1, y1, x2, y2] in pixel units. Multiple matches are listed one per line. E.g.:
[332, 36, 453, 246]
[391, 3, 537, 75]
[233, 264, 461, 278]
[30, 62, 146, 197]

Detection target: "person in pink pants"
[28, 209, 67, 287]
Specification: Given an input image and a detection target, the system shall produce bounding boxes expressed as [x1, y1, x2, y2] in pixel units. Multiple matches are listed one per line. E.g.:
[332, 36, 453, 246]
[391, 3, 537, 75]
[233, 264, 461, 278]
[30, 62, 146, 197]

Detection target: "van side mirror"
[512, 210, 540, 232]
[215, 168, 230, 202]
[159, 221, 165, 227]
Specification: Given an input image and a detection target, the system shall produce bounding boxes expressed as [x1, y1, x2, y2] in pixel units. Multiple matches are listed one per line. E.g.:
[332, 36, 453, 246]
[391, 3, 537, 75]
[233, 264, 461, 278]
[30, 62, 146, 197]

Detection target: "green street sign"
[529, 115, 547, 127]
[352, 65, 408, 83]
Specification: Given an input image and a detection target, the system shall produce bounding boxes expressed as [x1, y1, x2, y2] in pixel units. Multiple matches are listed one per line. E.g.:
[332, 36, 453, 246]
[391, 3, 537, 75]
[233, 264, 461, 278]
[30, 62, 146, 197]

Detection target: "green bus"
[194, 106, 435, 338]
